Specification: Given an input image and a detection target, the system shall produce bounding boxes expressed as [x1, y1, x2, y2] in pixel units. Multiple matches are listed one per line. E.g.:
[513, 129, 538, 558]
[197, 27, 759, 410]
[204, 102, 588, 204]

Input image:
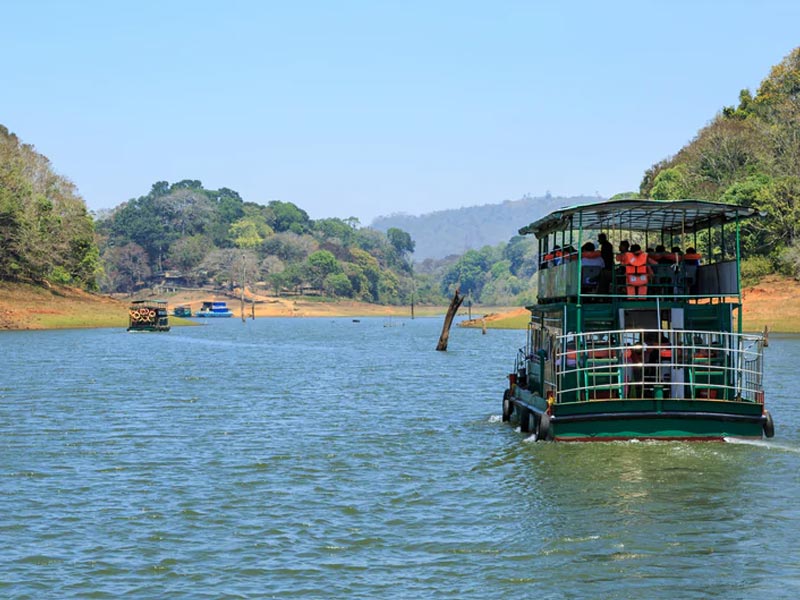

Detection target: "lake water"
[2, 317, 800, 599]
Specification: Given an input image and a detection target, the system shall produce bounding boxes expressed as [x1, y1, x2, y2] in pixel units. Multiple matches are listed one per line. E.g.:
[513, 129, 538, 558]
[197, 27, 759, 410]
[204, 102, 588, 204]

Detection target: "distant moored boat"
[195, 301, 233, 318]
[173, 305, 192, 318]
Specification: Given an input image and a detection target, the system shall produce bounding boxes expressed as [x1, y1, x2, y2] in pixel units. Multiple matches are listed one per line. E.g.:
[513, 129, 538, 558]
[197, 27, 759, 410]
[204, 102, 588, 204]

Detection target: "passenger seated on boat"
[681, 247, 702, 293]
[615, 240, 630, 264]
[683, 247, 702, 266]
[541, 245, 563, 268]
[623, 244, 654, 296]
[625, 343, 645, 398]
[541, 245, 557, 269]
[641, 332, 671, 398]
[613, 240, 631, 294]
[581, 242, 605, 267]
[648, 244, 672, 264]
[565, 344, 577, 368]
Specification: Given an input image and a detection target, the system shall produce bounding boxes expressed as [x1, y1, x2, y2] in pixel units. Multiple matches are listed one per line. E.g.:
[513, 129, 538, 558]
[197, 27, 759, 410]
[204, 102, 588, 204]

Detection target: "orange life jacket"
[683, 252, 702, 266]
[625, 251, 650, 286]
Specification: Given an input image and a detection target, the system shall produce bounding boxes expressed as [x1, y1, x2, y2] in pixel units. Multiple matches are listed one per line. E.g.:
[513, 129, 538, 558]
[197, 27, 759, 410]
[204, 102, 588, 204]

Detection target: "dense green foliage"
[95, 181, 432, 304]
[640, 47, 800, 275]
[0, 126, 99, 288]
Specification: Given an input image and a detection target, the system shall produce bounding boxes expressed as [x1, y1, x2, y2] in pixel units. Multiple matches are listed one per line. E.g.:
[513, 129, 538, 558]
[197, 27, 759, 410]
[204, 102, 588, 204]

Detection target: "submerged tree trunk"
[436, 289, 465, 351]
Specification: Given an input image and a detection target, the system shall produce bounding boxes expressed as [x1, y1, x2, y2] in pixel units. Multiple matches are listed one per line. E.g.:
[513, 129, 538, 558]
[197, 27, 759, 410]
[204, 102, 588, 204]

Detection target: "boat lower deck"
[506, 390, 769, 441]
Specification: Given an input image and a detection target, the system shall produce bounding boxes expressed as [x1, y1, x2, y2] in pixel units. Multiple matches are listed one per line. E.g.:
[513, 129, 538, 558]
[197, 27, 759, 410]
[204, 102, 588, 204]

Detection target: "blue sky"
[3, 1, 799, 224]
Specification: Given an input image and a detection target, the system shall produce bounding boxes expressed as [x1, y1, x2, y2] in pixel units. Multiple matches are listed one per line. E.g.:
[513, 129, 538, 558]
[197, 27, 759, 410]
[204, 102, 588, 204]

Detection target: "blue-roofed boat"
[195, 301, 233, 318]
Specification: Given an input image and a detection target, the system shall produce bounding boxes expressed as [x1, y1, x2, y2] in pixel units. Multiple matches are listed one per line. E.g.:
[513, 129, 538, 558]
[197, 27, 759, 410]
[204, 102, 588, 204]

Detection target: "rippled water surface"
[2, 319, 800, 598]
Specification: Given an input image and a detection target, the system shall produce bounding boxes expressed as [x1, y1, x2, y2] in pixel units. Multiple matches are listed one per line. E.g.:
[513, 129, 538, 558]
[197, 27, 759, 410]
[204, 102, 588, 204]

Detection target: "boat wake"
[724, 437, 800, 453]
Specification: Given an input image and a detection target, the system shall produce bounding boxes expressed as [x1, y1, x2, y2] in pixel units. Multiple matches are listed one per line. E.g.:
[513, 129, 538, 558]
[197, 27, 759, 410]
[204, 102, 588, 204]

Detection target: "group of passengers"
[541, 233, 703, 297]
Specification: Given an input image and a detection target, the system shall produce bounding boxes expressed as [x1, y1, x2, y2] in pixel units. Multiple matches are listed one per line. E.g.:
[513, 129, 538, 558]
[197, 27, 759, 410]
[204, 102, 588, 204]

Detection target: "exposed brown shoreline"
[1, 276, 798, 332]
[0, 282, 449, 330]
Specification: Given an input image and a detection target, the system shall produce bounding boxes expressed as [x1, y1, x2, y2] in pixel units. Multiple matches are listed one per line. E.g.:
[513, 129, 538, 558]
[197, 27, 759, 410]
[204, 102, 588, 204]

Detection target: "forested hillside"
[0, 126, 99, 288]
[371, 194, 598, 260]
[95, 181, 430, 304]
[640, 46, 800, 281]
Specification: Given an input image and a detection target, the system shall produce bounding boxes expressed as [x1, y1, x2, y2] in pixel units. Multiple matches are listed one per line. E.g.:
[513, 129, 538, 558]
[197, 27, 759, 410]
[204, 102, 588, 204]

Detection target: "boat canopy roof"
[519, 199, 758, 238]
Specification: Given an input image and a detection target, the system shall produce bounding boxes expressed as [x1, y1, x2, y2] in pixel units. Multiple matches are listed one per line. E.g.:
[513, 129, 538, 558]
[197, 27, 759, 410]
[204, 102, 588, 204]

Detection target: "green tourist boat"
[503, 199, 774, 442]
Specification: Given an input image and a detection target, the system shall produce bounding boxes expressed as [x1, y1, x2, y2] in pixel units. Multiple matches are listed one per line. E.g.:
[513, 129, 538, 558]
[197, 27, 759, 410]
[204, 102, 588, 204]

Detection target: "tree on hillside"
[229, 216, 273, 249]
[314, 217, 356, 246]
[167, 235, 209, 273]
[306, 249, 341, 288]
[0, 125, 99, 288]
[441, 248, 491, 298]
[267, 200, 311, 233]
[387, 227, 415, 256]
[100, 242, 151, 292]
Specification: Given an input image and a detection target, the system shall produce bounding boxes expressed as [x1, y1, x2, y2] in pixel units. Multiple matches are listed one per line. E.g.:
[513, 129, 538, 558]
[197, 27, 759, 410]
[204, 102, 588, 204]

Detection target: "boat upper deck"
[521, 199, 758, 304]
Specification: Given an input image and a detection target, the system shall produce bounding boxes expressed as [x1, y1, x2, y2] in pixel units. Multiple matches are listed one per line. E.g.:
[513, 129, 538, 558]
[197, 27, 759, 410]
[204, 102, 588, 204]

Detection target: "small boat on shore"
[173, 305, 192, 318]
[503, 198, 773, 442]
[127, 300, 170, 332]
[195, 301, 233, 318]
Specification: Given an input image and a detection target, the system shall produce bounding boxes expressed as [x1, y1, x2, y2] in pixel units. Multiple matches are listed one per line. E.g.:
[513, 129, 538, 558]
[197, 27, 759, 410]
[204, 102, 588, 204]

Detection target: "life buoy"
[149, 309, 156, 319]
[502, 389, 512, 422]
[537, 412, 551, 441]
[763, 410, 775, 438]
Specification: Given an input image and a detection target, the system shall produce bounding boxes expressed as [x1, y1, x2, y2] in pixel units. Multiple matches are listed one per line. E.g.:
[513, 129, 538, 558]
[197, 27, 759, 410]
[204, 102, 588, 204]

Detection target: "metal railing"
[552, 329, 764, 404]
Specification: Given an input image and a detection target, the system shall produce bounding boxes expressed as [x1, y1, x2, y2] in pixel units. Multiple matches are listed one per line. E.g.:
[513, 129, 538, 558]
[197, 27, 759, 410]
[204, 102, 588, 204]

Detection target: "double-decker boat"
[503, 199, 774, 442]
[127, 300, 170, 332]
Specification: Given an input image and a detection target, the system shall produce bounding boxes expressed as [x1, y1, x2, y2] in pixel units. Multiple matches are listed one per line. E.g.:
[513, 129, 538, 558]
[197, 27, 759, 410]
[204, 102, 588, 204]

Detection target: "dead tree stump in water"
[436, 289, 465, 351]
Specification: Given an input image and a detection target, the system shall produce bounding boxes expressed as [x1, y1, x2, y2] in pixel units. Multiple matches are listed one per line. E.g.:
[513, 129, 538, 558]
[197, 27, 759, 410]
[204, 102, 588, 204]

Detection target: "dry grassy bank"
[0, 283, 453, 330]
[1, 277, 797, 332]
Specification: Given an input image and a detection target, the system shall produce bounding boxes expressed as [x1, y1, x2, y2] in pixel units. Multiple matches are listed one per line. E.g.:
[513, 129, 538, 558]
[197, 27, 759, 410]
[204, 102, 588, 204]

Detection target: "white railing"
[553, 329, 764, 404]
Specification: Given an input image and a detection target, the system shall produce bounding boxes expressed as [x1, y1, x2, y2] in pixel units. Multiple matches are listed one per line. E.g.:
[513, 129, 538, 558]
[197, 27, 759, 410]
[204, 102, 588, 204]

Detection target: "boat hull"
[508, 392, 766, 441]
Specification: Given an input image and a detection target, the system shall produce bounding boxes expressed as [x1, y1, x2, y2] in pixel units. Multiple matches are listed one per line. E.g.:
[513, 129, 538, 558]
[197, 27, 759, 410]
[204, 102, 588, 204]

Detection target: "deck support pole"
[436, 289, 465, 351]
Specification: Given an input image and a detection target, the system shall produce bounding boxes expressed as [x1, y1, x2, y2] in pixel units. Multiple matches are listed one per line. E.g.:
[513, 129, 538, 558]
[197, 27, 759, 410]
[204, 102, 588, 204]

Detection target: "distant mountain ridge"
[371, 194, 601, 260]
